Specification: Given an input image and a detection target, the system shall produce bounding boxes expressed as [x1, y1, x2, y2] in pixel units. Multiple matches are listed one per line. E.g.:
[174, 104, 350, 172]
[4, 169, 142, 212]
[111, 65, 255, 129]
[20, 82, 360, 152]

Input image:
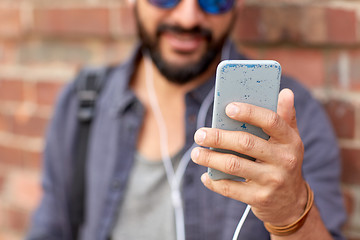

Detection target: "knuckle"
[225, 155, 241, 175]
[214, 129, 223, 147]
[266, 112, 281, 129]
[269, 174, 285, 188]
[280, 151, 299, 172]
[286, 155, 298, 171]
[220, 181, 231, 198]
[240, 134, 255, 152]
[201, 149, 212, 166]
[296, 139, 305, 152]
[255, 191, 272, 208]
[243, 104, 255, 119]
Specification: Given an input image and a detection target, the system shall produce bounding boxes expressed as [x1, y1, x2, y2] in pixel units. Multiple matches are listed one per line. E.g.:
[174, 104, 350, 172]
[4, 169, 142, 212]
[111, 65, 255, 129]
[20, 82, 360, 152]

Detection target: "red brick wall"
[233, 2, 360, 238]
[0, 0, 359, 239]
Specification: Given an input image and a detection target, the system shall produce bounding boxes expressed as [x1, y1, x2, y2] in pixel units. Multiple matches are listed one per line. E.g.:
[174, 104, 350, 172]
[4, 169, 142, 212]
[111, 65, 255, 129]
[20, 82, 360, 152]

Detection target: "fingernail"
[191, 148, 200, 161]
[195, 129, 206, 144]
[201, 173, 207, 183]
[226, 103, 239, 117]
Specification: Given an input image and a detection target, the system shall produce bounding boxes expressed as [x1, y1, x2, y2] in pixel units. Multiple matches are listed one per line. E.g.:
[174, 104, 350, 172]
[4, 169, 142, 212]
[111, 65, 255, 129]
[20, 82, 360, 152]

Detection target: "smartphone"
[208, 60, 281, 180]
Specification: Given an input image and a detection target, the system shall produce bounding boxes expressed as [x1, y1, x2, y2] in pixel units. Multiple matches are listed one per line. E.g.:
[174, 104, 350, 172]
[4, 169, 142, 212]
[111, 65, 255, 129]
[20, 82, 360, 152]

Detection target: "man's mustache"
[156, 24, 212, 42]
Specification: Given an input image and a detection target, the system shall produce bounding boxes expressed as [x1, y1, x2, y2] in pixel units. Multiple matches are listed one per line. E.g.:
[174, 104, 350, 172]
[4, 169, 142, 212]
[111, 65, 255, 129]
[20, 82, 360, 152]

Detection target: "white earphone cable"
[232, 204, 251, 240]
[143, 43, 251, 240]
[144, 53, 185, 240]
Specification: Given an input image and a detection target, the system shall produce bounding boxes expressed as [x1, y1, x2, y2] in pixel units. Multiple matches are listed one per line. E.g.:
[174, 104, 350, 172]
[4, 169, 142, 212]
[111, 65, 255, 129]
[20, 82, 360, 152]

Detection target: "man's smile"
[162, 32, 205, 53]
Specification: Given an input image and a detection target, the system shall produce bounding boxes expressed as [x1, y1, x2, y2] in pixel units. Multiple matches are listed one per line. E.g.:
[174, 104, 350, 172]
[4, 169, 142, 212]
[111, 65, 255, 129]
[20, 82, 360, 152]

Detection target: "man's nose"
[169, 0, 206, 29]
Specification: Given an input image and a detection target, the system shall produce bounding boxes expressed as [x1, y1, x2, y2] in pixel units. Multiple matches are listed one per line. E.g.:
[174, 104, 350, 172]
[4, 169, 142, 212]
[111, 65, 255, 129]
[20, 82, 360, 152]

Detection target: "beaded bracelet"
[264, 182, 314, 236]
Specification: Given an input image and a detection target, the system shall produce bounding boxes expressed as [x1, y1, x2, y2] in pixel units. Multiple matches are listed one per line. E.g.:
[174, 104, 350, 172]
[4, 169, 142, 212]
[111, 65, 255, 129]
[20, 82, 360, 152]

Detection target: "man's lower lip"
[163, 33, 203, 52]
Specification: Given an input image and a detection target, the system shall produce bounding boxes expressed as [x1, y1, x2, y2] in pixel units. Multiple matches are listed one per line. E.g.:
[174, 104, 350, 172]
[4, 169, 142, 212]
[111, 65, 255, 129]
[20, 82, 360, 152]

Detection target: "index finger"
[225, 102, 296, 142]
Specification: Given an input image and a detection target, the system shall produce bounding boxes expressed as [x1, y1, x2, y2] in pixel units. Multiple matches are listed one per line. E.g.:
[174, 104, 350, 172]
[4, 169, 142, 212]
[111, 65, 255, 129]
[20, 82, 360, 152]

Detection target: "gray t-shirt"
[111, 152, 182, 240]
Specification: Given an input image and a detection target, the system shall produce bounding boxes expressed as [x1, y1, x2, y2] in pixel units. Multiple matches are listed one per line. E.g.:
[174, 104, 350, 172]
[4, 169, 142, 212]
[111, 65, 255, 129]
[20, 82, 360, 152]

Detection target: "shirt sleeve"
[26, 81, 78, 240]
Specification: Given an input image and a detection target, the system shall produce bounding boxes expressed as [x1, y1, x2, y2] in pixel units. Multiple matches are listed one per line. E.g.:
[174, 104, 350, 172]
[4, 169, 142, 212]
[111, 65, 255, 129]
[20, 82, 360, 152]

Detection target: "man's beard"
[135, 10, 230, 85]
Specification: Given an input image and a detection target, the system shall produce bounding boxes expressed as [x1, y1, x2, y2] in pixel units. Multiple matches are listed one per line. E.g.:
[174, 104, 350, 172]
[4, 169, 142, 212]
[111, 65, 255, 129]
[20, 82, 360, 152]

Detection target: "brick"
[23, 82, 37, 103]
[0, 145, 42, 171]
[343, 188, 355, 218]
[0, 41, 17, 64]
[325, 49, 360, 90]
[0, 231, 20, 240]
[301, 7, 327, 44]
[112, 6, 136, 37]
[36, 81, 64, 106]
[324, 100, 355, 139]
[233, 6, 262, 42]
[2, 207, 28, 232]
[341, 148, 360, 184]
[0, 113, 14, 133]
[270, 6, 302, 42]
[18, 41, 93, 65]
[6, 170, 42, 212]
[0, 203, 6, 229]
[342, 185, 360, 239]
[104, 41, 138, 64]
[12, 103, 38, 133]
[26, 151, 43, 170]
[0, 80, 24, 102]
[0, 174, 5, 193]
[236, 44, 259, 60]
[33, 7, 110, 36]
[13, 114, 49, 138]
[325, 50, 346, 89]
[261, 6, 302, 43]
[235, 5, 359, 46]
[261, 48, 325, 88]
[236, 5, 323, 44]
[326, 8, 357, 44]
[0, 145, 22, 169]
[349, 49, 360, 90]
[0, 7, 22, 38]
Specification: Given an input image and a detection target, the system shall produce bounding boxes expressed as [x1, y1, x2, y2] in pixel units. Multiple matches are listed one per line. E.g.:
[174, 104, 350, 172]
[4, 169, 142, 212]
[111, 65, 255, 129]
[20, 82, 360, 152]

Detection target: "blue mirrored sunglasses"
[148, 0, 235, 14]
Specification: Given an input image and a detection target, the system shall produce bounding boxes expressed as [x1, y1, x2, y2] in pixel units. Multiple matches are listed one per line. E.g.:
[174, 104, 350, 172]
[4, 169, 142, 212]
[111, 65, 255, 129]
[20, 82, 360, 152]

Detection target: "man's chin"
[145, 36, 222, 85]
[162, 54, 204, 69]
[150, 51, 216, 85]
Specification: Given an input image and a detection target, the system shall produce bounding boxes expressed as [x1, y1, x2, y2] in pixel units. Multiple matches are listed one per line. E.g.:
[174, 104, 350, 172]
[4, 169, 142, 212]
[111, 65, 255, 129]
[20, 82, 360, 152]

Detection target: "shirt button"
[184, 175, 194, 185]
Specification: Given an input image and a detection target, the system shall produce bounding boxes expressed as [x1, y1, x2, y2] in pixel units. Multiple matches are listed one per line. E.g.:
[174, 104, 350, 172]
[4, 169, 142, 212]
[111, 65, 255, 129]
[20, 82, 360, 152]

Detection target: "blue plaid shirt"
[27, 43, 346, 240]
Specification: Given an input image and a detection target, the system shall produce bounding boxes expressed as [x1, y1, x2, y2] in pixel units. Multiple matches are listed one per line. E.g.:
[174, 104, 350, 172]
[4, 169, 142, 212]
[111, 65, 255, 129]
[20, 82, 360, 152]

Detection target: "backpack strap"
[69, 66, 109, 240]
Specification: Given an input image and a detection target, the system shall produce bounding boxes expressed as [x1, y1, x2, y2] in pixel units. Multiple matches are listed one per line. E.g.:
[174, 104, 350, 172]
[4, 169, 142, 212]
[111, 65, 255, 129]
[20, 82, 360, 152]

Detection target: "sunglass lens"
[148, 0, 180, 8]
[199, 0, 235, 14]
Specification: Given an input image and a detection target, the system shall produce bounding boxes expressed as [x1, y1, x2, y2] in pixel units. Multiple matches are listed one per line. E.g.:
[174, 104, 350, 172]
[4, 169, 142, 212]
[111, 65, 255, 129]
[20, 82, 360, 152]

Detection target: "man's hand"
[191, 88, 308, 227]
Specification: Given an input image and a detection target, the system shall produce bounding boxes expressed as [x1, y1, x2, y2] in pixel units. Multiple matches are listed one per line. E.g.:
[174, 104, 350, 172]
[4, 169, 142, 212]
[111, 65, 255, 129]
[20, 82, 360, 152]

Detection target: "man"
[28, 0, 346, 239]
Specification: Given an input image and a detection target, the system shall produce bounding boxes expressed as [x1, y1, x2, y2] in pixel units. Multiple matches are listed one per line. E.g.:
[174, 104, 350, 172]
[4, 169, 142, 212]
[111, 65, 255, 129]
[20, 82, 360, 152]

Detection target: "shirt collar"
[107, 44, 142, 116]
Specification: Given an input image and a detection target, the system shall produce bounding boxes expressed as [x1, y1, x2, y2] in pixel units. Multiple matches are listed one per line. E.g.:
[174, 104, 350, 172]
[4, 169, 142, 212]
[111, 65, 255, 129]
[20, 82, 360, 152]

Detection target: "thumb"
[277, 88, 298, 132]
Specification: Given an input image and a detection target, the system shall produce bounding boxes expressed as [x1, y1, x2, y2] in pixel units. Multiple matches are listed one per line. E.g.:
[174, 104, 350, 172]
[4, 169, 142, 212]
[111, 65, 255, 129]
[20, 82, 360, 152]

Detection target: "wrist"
[264, 182, 314, 236]
[280, 181, 309, 226]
